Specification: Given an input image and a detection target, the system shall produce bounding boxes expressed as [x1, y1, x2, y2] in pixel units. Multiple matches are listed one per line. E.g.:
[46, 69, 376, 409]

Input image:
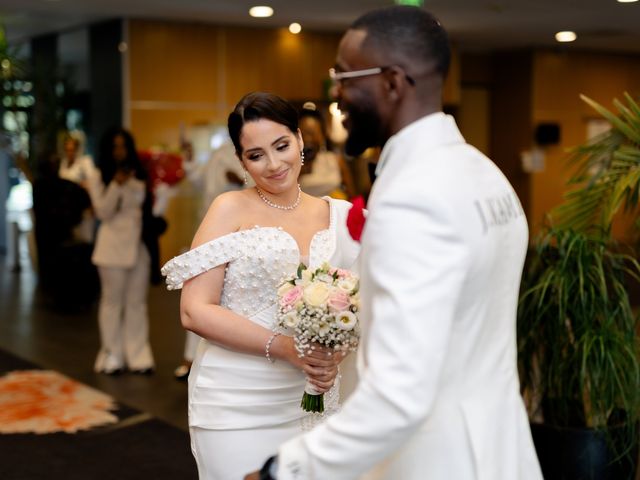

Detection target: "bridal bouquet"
[276, 262, 360, 413]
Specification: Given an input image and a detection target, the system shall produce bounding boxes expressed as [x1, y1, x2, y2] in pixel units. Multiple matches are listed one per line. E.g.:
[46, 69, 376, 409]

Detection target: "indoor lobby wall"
[530, 50, 640, 240]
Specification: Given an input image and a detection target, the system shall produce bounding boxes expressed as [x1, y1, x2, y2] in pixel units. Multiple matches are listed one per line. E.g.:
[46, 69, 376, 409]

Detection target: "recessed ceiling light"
[289, 23, 302, 34]
[555, 31, 577, 43]
[617, 0, 638, 3]
[249, 6, 274, 18]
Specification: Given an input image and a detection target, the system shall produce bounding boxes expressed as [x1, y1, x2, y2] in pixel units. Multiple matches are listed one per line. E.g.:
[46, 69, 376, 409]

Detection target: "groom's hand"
[244, 472, 260, 480]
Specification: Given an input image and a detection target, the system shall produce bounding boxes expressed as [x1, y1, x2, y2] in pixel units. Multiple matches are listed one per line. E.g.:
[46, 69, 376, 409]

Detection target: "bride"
[162, 92, 361, 479]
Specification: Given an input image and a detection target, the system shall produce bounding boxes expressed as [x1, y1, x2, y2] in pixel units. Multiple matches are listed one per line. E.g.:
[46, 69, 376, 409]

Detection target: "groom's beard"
[344, 100, 384, 157]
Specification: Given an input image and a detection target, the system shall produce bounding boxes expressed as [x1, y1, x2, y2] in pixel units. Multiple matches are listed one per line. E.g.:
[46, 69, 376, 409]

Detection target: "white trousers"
[94, 243, 154, 372]
[190, 419, 301, 480]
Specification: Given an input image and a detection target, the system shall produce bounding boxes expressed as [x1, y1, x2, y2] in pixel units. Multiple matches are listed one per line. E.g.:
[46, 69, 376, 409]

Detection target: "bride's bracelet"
[265, 332, 281, 364]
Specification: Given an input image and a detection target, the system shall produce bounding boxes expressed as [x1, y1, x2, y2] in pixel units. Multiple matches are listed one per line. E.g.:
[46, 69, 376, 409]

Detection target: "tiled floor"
[0, 246, 190, 431]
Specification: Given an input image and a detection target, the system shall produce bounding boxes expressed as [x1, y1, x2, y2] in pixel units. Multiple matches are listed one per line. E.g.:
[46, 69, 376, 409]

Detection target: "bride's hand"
[299, 343, 347, 393]
[273, 337, 346, 393]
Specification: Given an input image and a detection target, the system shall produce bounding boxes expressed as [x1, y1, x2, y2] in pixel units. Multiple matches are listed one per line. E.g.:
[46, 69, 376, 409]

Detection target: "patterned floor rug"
[0, 348, 197, 480]
[0, 369, 118, 434]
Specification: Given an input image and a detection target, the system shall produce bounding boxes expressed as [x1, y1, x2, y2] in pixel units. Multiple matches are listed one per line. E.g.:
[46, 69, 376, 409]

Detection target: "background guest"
[89, 127, 156, 375]
[298, 104, 356, 199]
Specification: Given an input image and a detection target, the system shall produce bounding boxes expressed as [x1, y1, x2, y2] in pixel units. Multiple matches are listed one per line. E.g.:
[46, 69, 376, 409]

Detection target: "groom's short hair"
[350, 6, 451, 80]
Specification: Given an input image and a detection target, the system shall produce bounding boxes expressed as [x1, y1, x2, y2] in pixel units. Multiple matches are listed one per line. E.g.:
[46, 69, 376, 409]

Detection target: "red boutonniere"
[346, 196, 366, 242]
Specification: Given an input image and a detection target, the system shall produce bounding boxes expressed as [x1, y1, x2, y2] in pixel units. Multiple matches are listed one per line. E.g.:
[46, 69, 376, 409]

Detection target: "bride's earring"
[300, 150, 305, 166]
[243, 170, 248, 185]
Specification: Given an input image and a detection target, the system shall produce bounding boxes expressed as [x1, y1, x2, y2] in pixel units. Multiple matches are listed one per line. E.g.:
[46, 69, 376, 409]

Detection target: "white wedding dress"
[162, 198, 361, 479]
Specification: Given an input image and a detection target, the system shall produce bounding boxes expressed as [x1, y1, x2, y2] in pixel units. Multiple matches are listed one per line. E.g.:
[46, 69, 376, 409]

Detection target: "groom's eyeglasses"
[329, 66, 415, 87]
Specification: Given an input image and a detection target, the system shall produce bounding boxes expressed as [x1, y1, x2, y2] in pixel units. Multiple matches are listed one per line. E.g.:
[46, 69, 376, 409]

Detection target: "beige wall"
[530, 50, 640, 239]
[458, 86, 490, 156]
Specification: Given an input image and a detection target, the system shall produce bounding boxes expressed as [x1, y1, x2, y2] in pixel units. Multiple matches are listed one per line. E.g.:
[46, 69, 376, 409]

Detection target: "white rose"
[336, 277, 358, 293]
[335, 311, 357, 331]
[303, 282, 331, 307]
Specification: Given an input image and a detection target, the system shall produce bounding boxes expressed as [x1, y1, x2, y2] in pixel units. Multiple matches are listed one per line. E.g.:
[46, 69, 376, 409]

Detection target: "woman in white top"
[59, 134, 98, 243]
[298, 105, 356, 200]
[90, 128, 155, 375]
[162, 92, 360, 479]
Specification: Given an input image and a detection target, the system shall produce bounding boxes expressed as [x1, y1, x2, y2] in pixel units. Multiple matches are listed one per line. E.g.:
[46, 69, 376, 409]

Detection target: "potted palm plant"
[518, 93, 640, 479]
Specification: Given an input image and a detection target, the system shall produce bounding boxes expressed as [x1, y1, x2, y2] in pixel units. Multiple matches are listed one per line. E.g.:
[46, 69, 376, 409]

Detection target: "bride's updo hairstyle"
[228, 92, 299, 156]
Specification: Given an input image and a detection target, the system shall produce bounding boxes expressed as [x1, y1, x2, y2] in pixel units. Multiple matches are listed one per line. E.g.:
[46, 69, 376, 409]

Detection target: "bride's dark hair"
[228, 92, 299, 155]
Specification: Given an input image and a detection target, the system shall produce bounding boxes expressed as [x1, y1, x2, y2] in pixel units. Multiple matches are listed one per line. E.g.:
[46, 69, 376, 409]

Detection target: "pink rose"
[336, 269, 350, 279]
[327, 290, 351, 313]
[281, 286, 303, 307]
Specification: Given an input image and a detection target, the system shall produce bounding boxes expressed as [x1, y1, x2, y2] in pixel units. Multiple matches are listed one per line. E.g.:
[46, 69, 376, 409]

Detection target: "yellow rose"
[303, 282, 331, 307]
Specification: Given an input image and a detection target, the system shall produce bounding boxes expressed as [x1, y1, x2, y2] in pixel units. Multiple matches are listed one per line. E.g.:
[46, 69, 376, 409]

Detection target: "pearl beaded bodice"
[162, 202, 335, 322]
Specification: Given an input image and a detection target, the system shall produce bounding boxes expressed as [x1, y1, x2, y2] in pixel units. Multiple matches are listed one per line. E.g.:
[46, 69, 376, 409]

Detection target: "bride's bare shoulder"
[191, 190, 253, 248]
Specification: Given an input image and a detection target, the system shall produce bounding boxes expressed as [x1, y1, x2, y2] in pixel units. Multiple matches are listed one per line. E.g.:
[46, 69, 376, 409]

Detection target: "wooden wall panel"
[490, 51, 534, 223]
[458, 86, 490, 155]
[129, 108, 219, 150]
[443, 44, 461, 107]
[222, 27, 339, 106]
[129, 20, 221, 103]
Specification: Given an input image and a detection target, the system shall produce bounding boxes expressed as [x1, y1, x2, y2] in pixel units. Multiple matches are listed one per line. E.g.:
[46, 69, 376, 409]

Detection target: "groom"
[247, 6, 542, 479]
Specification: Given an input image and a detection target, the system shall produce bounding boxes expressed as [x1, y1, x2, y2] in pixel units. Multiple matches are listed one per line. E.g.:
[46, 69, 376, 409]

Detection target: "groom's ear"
[383, 66, 409, 103]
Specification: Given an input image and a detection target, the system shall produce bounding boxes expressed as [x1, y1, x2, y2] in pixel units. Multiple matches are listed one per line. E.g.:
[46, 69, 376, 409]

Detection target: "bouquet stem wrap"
[302, 381, 324, 413]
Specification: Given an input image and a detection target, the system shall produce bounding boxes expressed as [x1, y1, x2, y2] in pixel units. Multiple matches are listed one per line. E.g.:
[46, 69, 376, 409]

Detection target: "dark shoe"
[100, 367, 125, 376]
[131, 367, 155, 375]
[174, 364, 190, 381]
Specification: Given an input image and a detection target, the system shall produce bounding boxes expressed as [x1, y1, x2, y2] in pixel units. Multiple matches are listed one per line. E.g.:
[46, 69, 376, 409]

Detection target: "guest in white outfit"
[58, 134, 98, 244]
[248, 6, 543, 480]
[58, 134, 96, 188]
[161, 92, 360, 479]
[90, 127, 155, 375]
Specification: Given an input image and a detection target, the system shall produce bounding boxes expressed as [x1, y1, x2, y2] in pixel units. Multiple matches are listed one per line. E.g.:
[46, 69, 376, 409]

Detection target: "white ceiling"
[1, 0, 640, 53]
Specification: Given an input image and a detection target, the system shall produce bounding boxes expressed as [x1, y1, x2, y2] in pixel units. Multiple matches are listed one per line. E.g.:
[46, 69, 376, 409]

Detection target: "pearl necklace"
[256, 184, 302, 211]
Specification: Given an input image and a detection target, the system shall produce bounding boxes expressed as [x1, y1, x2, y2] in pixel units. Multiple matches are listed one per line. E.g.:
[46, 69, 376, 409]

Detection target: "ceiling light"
[249, 6, 274, 18]
[617, 0, 638, 3]
[289, 23, 302, 34]
[555, 31, 577, 43]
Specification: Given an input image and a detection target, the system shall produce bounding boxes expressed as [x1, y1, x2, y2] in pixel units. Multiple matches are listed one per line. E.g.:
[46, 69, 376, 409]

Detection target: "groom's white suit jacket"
[278, 113, 543, 480]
